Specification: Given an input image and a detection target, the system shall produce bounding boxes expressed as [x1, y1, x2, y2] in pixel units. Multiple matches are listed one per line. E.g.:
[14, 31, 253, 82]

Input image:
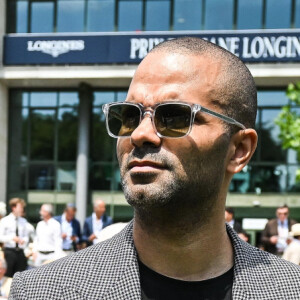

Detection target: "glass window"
[265, 0, 292, 29]
[57, 0, 85, 32]
[258, 91, 289, 107]
[94, 92, 115, 106]
[237, 0, 263, 29]
[173, 0, 202, 30]
[16, 0, 29, 33]
[118, 0, 143, 31]
[116, 91, 127, 101]
[8, 164, 27, 192]
[58, 108, 78, 161]
[145, 0, 170, 31]
[288, 166, 300, 192]
[29, 164, 55, 190]
[204, 0, 234, 30]
[90, 163, 113, 190]
[91, 107, 115, 161]
[87, 0, 115, 32]
[30, 92, 57, 107]
[30, 109, 56, 160]
[31, 2, 54, 33]
[260, 109, 285, 162]
[59, 92, 79, 106]
[57, 164, 76, 191]
[295, 0, 300, 28]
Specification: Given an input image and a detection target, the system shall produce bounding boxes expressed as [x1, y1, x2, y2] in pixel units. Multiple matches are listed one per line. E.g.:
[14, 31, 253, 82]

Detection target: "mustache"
[125, 147, 171, 168]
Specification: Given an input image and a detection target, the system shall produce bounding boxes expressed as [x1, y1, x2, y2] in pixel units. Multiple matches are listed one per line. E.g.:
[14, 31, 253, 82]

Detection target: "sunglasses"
[102, 101, 246, 139]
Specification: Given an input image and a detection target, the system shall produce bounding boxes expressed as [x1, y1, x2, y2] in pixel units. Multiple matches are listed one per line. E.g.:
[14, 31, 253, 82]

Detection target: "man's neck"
[133, 211, 233, 282]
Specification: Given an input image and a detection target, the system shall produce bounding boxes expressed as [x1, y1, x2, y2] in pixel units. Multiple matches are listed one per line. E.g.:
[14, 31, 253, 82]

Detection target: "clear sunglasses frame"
[102, 101, 246, 139]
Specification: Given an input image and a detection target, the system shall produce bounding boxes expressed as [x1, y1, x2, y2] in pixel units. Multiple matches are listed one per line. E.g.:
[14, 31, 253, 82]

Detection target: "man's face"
[65, 208, 76, 220]
[94, 201, 106, 217]
[40, 206, 50, 220]
[276, 207, 289, 222]
[13, 202, 24, 217]
[225, 211, 233, 222]
[117, 51, 233, 216]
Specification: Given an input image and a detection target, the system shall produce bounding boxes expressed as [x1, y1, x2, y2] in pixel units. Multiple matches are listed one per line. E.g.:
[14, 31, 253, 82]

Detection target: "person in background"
[261, 204, 297, 256]
[82, 199, 113, 246]
[0, 203, 6, 220]
[224, 207, 243, 233]
[54, 203, 81, 254]
[0, 198, 30, 277]
[0, 258, 12, 298]
[282, 223, 300, 265]
[33, 204, 63, 266]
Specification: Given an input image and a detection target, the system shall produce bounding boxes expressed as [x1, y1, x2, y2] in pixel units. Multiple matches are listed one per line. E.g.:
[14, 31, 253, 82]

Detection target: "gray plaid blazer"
[9, 221, 300, 299]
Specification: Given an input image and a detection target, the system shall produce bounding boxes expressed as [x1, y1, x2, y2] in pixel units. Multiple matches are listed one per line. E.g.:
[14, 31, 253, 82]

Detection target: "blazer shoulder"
[10, 222, 136, 299]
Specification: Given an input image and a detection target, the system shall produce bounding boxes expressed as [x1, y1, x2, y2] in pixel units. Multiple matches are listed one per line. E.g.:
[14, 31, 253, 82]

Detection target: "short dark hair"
[151, 37, 257, 131]
[225, 206, 234, 216]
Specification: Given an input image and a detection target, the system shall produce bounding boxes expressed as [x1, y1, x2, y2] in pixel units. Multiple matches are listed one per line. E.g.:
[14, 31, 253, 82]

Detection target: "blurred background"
[0, 0, 299, 247]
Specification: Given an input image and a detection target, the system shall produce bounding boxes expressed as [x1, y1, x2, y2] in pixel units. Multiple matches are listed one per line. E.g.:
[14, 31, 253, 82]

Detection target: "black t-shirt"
[138, 260, 233, 300]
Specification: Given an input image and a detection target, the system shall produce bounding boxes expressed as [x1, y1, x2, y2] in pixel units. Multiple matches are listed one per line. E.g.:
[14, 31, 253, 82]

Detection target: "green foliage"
[275, 83, 300, 183]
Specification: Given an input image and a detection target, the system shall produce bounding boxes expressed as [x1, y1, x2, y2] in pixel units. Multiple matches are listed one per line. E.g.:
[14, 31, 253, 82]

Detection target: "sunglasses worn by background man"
[102, 101, 246, 139]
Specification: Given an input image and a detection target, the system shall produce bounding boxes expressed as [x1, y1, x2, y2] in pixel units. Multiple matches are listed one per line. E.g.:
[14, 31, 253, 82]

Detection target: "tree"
[275, 82, 300, 183]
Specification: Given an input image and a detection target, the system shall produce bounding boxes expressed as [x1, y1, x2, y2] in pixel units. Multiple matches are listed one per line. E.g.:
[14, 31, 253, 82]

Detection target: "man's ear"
[227, 129, 258, 174]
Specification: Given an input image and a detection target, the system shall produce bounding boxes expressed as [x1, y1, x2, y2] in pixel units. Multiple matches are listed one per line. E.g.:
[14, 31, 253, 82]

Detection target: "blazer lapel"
[61, 221, 141, 300]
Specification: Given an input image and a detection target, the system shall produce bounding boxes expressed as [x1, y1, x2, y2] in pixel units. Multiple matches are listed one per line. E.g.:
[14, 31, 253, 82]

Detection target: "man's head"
[276, 205, 289, 222]
[225, 207, 234, 222]
[9, 198, 26, 218]
[115, 37, 257, 227]
[0, 258, 7, 279]
[64, 203, 76, 222]
[93, 199, 106, 219]
[40, 204, 53, 221]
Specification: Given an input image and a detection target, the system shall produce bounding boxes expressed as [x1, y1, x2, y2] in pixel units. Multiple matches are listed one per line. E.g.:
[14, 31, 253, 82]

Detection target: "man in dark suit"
[225, 207, 243, 233]
[54, 203, 81, 253]
[10, 38, 300, 299]
[82, 199, 113, 246]
[261, 204, 297, 255]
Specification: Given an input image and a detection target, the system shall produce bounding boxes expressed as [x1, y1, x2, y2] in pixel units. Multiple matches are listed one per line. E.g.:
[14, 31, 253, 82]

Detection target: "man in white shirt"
[283, 223, 300, 265]
[0, 198, 30, 277]
[33, 204, 63, 266]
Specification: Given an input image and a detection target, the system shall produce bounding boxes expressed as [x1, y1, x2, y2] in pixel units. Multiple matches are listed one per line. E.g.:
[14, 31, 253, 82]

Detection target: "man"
[0, 258, 12, 298]
[282, 223, 300, 265]
[225, 207, 243, 233]
[33, 204, 63, 266]
[0, 198, 30, 277]
[10, 38, 300, 299]
[261, 205, 297, 255]
[82, 199, 113, 246]
[54, 203, 81, 254]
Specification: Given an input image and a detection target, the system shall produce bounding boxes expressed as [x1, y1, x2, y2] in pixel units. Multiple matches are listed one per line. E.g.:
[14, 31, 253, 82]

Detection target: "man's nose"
[130, 113, 162, 148]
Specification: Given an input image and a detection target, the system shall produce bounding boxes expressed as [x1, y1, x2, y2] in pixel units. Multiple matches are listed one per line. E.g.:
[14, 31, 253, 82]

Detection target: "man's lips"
[128, 160, 166, 172]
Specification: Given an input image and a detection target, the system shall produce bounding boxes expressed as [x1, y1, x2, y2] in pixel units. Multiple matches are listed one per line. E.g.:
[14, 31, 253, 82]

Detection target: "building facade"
[1, 0, 300, 229]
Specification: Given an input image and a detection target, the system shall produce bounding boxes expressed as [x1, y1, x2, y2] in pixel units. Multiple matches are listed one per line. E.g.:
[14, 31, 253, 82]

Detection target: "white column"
[0, 0, 6, 65]
[75, 83, 93, 225]
[0, 2, 8, 204]
[0, 83, 8, 204]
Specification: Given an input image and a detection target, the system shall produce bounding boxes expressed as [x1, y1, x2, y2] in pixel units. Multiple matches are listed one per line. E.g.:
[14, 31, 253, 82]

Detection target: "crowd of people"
[0, 197, 114, 297]
[226, 204, 300, 265]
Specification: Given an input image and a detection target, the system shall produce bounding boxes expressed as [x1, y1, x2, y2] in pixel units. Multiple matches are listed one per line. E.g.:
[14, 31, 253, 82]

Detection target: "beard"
[118, 134, 230, 229]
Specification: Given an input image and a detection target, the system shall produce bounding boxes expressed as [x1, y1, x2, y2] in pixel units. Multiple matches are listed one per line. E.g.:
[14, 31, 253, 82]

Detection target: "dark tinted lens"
[108, 104, 141, 136]
[154, 104, 192, 137]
